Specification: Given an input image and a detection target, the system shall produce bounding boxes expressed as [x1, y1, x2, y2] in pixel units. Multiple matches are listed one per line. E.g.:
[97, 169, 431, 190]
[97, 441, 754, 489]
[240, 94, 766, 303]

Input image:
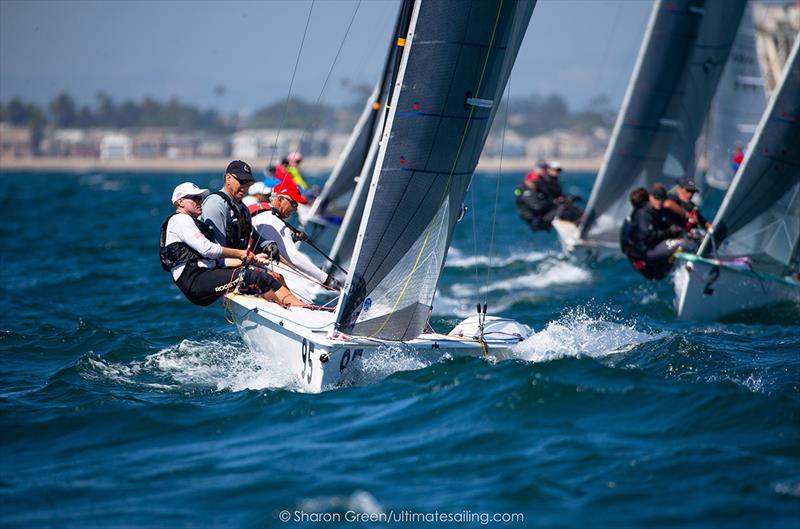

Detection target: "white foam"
[145, 338, 301, 392]
[445, 246, 554, 269]
[299, 489, 384, 514]
[334, 344, 432, 389]
[512, 310, 660, 362]
[450, 260, 591, 298]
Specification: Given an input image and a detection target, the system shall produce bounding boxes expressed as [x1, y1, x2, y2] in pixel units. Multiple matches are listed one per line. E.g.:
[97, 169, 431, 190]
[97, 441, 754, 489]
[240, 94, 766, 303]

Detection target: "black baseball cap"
[680, 179, 698, 192]
[226, 160, 254, 183]
[649, 184, 668, 201]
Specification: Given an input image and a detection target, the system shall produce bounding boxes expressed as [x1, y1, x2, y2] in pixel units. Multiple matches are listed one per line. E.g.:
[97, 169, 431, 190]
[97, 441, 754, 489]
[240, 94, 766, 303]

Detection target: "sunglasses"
[282, 196, 298, 208]
[183, 195, 203, 203]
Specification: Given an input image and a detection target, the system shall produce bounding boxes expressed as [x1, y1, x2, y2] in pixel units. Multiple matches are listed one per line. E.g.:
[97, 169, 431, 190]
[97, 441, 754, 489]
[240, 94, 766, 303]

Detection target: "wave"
[445, 246, 555, 269]
[512, 309, 662, 363]
[450, 260, 591, 298]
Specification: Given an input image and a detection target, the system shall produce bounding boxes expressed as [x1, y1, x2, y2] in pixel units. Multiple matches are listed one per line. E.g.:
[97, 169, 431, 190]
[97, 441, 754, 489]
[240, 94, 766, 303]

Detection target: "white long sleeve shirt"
[251, 211, 327, 284]
[164, 213, 223, 280]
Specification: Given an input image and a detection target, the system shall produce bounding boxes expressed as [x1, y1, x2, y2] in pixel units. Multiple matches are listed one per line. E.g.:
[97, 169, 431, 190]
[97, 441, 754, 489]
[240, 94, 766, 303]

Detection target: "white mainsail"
[704, 3, 767, 190]
[701, 36, 800, 275]
[335, 0, 536, 340]
[579, 0, 748, 247]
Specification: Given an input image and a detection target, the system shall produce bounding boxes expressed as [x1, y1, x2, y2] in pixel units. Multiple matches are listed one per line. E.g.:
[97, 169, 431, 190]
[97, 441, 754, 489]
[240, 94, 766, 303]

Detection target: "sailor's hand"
[291, 230, 308, 243]
[324, 274, 343, 291]
[265, 242, 281, 261]
[253, 253, 271, 266]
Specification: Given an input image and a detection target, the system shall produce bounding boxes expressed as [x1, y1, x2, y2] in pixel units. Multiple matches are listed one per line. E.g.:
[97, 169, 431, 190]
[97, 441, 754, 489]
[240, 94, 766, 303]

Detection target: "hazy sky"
[0, 0, 653, 113]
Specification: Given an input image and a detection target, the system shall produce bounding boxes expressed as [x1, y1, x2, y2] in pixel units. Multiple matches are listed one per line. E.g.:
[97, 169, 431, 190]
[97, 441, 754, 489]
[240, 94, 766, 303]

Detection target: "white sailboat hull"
[552, 219, 620, 262]
[227, 294, 532, 393]
[674, 254, 800, 320]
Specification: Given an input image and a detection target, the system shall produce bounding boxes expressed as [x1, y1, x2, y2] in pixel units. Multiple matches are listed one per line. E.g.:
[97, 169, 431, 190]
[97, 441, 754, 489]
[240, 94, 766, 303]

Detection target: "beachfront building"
[99, 133, 132, 161]
[0, 124, 33, 158]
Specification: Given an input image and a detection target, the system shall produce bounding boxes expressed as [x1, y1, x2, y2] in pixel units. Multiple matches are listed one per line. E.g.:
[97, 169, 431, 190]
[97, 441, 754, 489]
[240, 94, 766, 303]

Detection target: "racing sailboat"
[226, 0, 536, 392]
[674, 35, 800, 320]
[553, 0, 748, 261]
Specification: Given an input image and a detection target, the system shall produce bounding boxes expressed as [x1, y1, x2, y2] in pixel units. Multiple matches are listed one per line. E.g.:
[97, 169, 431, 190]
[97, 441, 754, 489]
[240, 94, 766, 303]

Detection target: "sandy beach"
[0, 156, 603, 174]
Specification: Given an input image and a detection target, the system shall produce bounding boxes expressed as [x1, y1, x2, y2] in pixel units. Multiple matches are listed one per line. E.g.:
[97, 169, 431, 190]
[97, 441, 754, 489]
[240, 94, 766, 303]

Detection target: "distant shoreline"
[0, 156, 603, 174]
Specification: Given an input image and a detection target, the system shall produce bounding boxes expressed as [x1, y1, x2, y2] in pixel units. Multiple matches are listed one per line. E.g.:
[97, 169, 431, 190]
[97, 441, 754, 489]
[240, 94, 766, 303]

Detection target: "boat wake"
[81, 310, 659, 395]
[80, 337, 302, 393]
[436, 259, 591, 317]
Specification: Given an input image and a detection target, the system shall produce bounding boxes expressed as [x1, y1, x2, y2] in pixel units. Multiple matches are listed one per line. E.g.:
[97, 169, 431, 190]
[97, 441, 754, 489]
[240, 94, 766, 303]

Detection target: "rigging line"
[368, 0, 506, 338]
[486, 76, 511, 306]
[270, 0, 316, 168]
[299, 0, 364, 151]
[470, 149, 480, 292]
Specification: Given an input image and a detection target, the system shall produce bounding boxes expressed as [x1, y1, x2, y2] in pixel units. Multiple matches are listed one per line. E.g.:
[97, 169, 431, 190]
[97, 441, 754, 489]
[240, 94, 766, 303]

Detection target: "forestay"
[580, 0, 747, 244]
[335, 0, 535, 340]
[704, 3, 767, 190]
[702, 36, 800, 275]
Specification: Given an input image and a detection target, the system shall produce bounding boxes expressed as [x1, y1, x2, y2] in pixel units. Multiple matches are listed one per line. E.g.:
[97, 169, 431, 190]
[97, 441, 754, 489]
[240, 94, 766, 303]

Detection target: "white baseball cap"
[248, 181, 268, 196]
[171, 182, 209, 204]
[549, 161, 562, 170]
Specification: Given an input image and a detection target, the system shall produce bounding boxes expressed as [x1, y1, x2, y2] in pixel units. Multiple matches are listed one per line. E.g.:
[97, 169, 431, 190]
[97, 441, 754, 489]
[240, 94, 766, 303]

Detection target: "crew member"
[620, 187, 651, 277]
[547, 162, 583, 223]
[628, 184, 696, 280]
[667, 179, 711, 233]
[251, 178, 335, 293]
[160, 182, 303, 307]
[244, 181, 271, 217]
[275, 152, 310, 192]
[201, 160, 254, 250]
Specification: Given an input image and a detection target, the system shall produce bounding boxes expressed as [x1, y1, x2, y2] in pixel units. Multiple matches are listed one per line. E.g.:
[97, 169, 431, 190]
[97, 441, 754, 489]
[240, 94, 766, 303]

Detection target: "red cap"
[273, 177, 308, 204]
[525, 171, 540, 182]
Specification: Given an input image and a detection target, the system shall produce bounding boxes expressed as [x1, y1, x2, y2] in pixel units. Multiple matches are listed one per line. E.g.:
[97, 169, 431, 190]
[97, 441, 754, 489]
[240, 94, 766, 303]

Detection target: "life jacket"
[620, 208, 646, 260]
[248, 201, 272, 217]
[211, 191, 252, 250]
[159, 213, 217, 272]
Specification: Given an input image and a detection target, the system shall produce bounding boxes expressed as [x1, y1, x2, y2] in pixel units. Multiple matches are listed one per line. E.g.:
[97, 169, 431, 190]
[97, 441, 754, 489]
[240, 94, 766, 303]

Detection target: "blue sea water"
[1, 170, 799, 528]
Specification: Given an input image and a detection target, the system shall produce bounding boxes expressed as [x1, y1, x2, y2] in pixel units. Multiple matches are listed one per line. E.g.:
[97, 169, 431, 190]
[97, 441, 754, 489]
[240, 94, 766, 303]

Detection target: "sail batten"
[334, 0, 535, 340]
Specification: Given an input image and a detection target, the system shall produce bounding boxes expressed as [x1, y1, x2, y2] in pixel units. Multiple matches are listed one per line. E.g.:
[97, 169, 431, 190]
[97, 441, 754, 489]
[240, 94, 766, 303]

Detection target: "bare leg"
[262, 286, 304, 307]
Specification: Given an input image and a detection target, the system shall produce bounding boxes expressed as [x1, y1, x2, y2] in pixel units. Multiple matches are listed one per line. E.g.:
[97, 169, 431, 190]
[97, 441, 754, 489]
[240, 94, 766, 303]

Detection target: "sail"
[306, 82, 381, 223]
[335, 0, 535, 340]
[703, 36, 800, 275]
[704, 4, 767, 190]
[580, 0, 748, 244]
[326, 0, 415, 276]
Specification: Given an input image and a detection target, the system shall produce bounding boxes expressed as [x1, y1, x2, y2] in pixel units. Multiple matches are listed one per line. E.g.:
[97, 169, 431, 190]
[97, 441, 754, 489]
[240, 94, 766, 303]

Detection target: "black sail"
[580, 0, 748, 244]
[335, 0, 536, 340]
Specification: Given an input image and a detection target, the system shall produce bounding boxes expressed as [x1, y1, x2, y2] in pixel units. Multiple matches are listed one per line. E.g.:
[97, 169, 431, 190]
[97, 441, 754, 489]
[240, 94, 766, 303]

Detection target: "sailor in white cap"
[159, 182, 303, 307]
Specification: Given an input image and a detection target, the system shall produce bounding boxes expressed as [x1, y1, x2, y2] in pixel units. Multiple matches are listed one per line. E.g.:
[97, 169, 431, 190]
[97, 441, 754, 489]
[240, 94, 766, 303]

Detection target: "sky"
[0, 0, 653, 114]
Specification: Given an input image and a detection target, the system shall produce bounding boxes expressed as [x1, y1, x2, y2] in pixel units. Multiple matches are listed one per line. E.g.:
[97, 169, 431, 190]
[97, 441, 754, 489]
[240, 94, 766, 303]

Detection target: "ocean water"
[1, 170, 798, 528]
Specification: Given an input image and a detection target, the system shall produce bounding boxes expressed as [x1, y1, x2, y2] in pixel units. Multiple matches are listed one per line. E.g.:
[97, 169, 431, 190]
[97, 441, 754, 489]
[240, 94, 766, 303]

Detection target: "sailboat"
[552, 0, 748, 262]
[674, 35, 800, 320]
[225, 0, 537, 392]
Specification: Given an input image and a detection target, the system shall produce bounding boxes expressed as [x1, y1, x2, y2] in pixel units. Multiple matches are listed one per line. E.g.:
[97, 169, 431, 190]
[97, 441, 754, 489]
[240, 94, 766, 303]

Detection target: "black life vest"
[211, 191, 252, 249]
[159, 213, 218, 272]
[620, 208, 646, 260]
